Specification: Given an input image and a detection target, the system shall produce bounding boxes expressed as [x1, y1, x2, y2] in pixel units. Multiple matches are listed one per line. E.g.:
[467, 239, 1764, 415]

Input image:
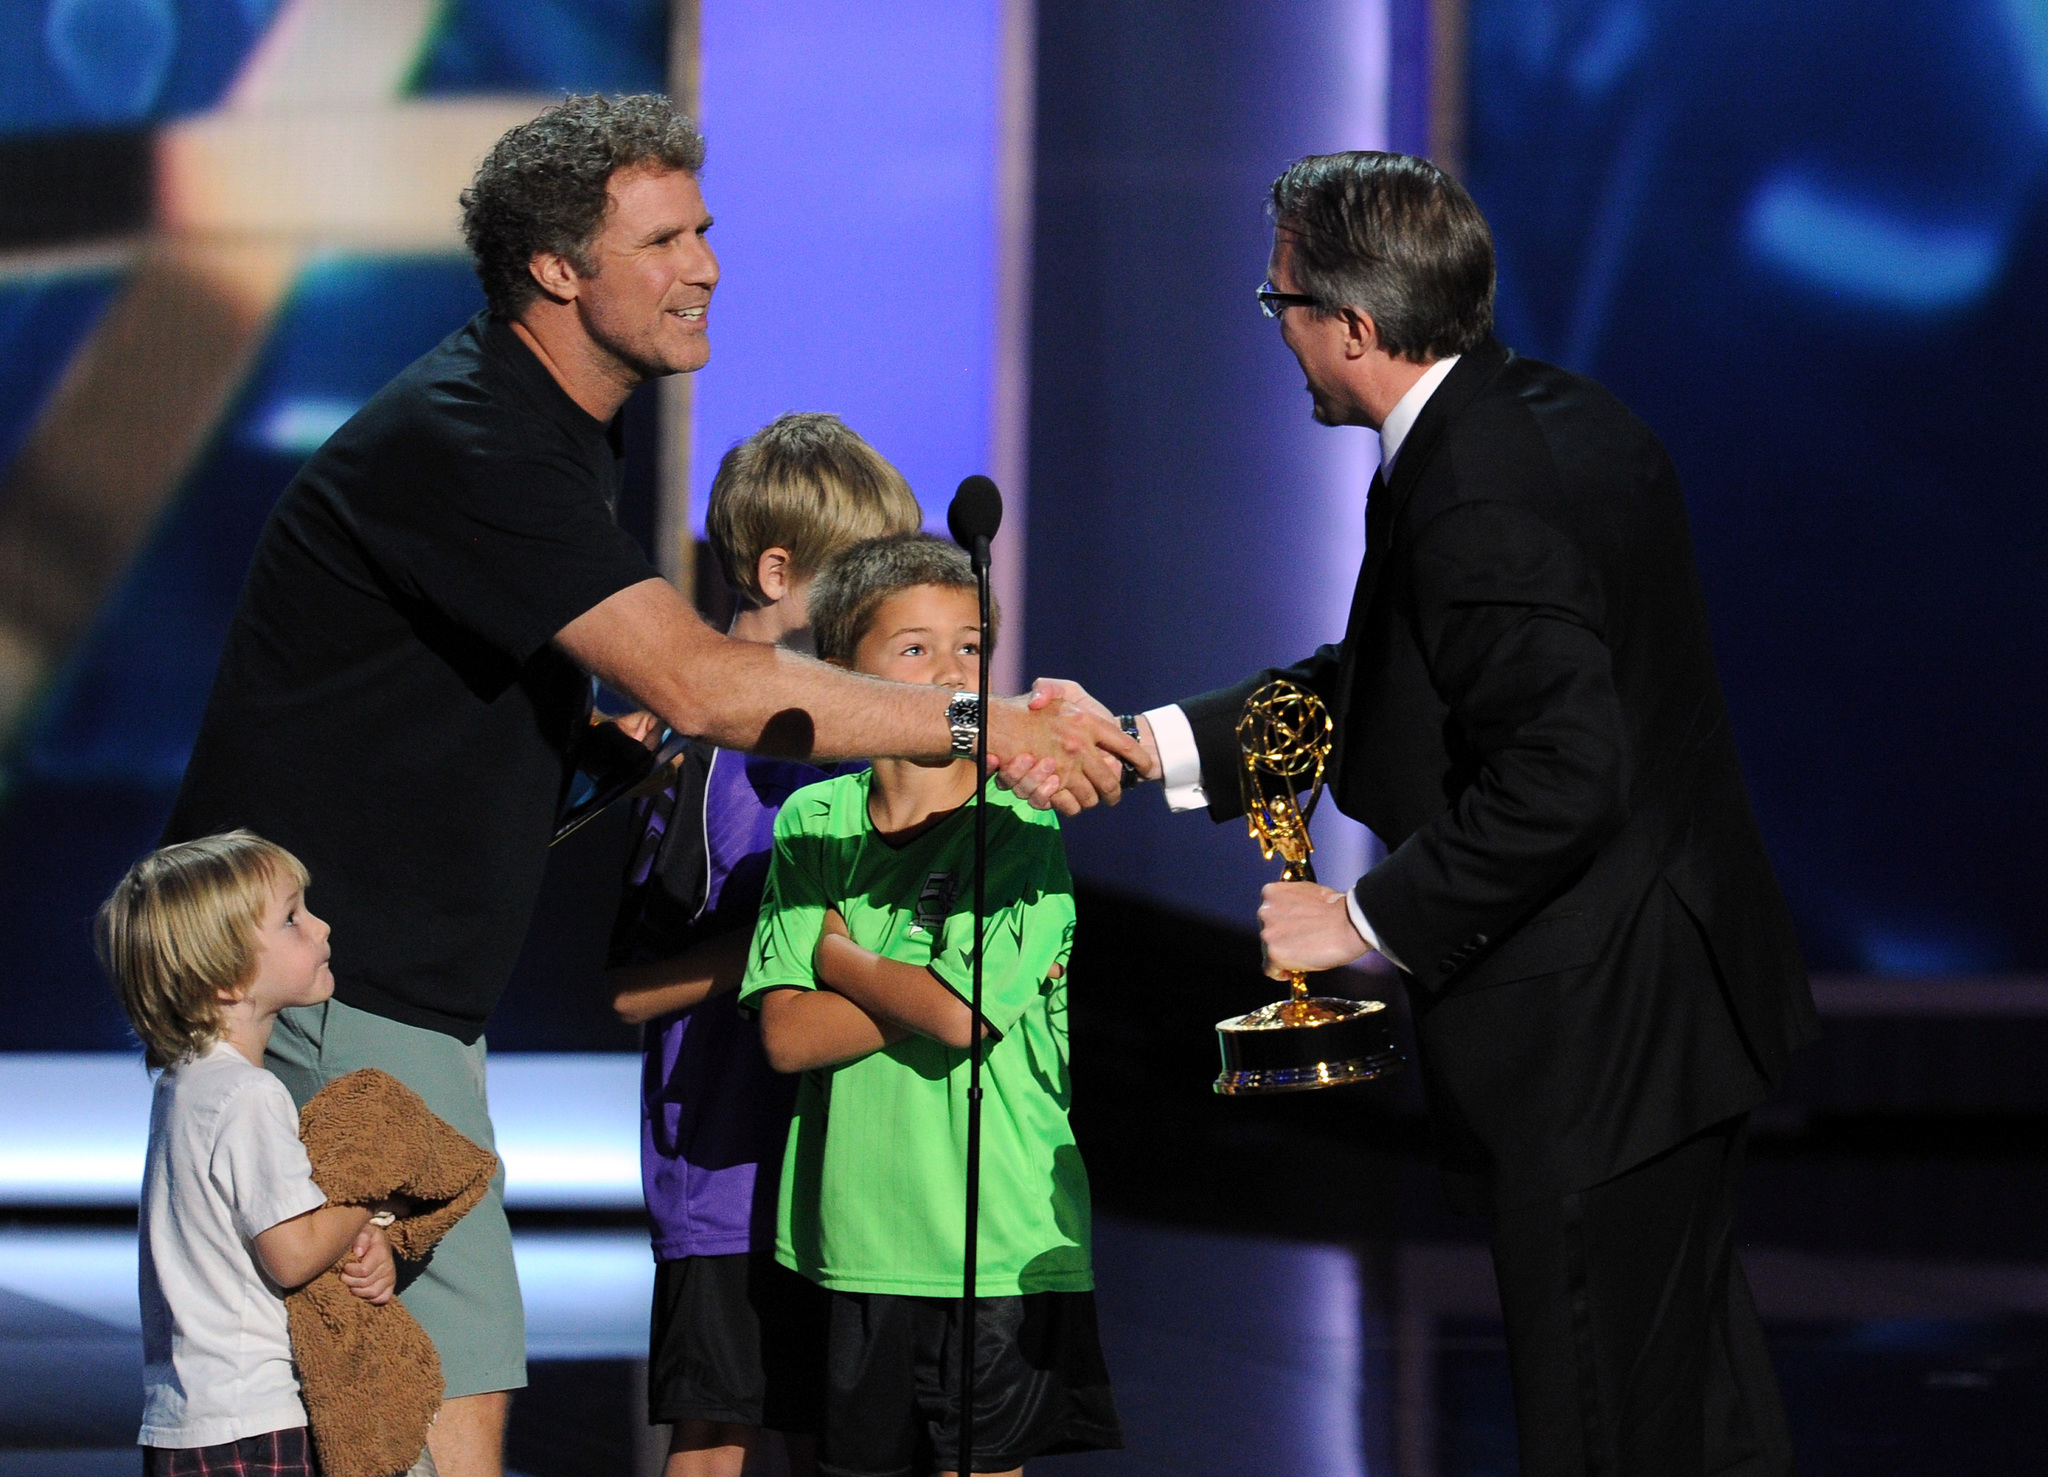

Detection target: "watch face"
[949, 693, 978, 752]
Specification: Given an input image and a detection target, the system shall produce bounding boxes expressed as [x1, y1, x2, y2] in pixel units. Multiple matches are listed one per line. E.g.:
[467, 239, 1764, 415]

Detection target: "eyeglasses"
[1255, 280, 1320, 319]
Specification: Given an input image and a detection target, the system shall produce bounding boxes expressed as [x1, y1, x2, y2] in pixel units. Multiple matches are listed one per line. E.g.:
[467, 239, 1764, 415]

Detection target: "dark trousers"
[1489, 1116, 1794, 1476]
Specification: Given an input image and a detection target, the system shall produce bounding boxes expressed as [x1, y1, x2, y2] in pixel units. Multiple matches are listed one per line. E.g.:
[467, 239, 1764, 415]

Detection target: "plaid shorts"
[143, 1426, 315, 1476]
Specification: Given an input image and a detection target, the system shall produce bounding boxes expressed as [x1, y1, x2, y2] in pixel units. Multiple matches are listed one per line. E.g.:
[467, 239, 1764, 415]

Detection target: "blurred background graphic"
[2, 2, 2046, 1474]
[1463, 0, 2048, 981]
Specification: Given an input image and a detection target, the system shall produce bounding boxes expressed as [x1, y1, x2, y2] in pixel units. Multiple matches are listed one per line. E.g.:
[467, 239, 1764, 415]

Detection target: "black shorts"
[648, 1250, 829, 1432]
[820, 1290, 1123, 1477]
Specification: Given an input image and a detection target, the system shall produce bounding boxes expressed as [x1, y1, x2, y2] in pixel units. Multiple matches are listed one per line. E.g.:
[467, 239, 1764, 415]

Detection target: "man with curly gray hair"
[165, 94, 1138, 1477]
[462, 92, 708, 318]
[459, 93, 714, 380]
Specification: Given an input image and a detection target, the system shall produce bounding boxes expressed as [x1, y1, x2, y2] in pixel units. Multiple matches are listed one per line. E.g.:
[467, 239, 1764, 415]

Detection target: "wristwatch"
[947, 691, 982, 758]
[1117, 714, 1149, 789]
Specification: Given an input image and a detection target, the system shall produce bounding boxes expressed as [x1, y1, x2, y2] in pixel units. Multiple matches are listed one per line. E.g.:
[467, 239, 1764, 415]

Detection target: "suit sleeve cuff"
[1346, 887, 1406, 972]
[1144, 704, 1209, 812]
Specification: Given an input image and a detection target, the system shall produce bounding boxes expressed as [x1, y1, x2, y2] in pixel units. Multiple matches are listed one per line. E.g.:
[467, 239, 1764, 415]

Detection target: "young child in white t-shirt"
[98, 830, 398, 1476]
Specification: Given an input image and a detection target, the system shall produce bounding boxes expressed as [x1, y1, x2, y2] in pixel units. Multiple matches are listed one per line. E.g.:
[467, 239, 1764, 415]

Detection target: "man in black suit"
[1025, 153, 1818, 1474]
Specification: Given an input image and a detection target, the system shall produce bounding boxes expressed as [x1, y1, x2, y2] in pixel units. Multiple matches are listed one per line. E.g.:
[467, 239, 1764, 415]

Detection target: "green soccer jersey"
[737, 770, 1090, 1296]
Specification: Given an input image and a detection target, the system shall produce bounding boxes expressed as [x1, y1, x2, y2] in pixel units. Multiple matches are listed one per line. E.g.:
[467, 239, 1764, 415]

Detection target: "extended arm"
[556, 579, 1138, 811]
[611, 928, 753, 1025]
[1012, 648, 1343, 820]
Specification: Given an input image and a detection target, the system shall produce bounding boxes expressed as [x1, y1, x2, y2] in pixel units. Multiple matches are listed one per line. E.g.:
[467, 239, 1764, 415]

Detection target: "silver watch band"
[947, 691, 982, 757]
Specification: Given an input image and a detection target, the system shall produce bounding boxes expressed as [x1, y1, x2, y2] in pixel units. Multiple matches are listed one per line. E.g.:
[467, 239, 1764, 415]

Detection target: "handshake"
[598, 671, 1163, 811]
[1005, 677, 1376, 988]
[987, 678, 1162, 815]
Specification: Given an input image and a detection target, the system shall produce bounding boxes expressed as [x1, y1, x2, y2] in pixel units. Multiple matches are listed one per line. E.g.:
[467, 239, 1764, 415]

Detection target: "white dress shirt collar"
[1376, 354, 1459, 474]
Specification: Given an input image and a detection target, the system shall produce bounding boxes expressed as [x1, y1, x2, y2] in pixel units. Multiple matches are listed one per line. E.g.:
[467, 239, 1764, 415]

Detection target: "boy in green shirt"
[737, 533, 1122, 1477]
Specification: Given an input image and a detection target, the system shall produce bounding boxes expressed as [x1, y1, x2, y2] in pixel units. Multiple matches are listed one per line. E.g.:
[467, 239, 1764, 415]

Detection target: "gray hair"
[1268, 151, 1495, 361]
[808, 533, 998, 664]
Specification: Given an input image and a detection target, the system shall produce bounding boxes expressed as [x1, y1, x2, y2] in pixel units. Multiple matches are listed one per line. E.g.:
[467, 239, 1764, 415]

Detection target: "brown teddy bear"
[288, 1069, 499, 1477]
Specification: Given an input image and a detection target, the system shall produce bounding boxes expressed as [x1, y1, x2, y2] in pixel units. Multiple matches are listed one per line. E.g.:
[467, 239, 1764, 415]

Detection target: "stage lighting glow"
[2000, 0, 2048, 128]
[691, 1, 1005, 532]
[156, 99, 550, 250]
[1745, 172, 2005, 312]
[251, 395, 359, 453]
[510, 1230, 656, 1360]
[0, 1053, 644, 1208]
[0, 1226, 141, 1331]
[0, 1226, 656, 1358]
[484, 1054, 644, 1209]
[0, 1055, 151, 1205]
[1568, 1, 1649, 97]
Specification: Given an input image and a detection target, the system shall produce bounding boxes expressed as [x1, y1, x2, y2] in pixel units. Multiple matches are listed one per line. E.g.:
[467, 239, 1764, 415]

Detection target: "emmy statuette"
[1213, 680, 1406, 1095]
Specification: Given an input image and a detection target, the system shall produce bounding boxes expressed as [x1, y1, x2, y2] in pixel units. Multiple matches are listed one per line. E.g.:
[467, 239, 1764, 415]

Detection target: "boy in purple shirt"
[609, 414, 922, 1477]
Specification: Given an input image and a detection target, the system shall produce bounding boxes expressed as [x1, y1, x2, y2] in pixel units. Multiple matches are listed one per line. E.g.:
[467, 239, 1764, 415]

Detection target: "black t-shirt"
[166, 312, 658, 1041]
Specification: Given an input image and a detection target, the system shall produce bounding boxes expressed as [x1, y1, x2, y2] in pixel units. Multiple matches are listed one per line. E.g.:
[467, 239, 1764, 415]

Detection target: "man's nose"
[684, 235, 720, 288]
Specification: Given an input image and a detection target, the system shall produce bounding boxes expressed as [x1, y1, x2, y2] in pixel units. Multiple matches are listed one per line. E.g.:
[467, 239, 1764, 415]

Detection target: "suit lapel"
[1330, 465, 1387, 771]
[1380, 337, 1512, 524]
[1348, 465, 1390, 642]
[1342, 338, 1515, 629]
[1330, 339, 1516, 763]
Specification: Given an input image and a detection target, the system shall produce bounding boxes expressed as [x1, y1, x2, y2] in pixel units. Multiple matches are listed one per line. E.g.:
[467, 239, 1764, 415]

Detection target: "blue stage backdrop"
[1463, 0, 2048, 974]
[1026, 0, 1404, 932]
[690, 4, 1008, 538]
[1028, 0, 2047, 976]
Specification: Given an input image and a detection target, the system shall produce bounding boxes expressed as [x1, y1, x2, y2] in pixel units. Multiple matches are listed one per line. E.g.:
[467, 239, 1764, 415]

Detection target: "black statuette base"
[1213, 997, 1405, 1096]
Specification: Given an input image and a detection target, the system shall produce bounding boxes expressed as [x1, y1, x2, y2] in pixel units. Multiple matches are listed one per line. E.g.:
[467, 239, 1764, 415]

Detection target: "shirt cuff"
[923, 956, 1007, 1043]
[1345, 887, 1406, 972]
[1144, 704, 1208, 812]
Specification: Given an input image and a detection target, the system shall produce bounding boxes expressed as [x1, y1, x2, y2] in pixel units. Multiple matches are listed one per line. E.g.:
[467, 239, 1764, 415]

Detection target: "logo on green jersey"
[910, 870, 958, 939]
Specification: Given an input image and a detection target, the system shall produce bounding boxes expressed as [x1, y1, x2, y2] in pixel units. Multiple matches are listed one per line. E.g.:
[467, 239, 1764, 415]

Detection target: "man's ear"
[755, 547, 793, 603]
[527, 250, 582, 304]
[1339, 306, 1379, 360]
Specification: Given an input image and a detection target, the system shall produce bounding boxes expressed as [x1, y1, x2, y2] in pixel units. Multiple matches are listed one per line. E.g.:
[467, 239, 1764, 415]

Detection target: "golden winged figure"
[1235, 680, 1337, 1015]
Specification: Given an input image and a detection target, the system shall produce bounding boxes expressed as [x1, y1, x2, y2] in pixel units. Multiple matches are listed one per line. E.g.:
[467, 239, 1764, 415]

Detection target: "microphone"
[947, 474, 1003, 571]
[943, 471, 1002, 1475]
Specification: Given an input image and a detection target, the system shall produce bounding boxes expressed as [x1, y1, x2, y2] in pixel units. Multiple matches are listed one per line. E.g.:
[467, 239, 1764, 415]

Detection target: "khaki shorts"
[266, 997, 527, 1398]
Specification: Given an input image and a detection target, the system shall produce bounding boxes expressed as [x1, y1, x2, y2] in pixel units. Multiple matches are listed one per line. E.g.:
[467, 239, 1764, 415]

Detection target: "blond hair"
[705, 413, 923, 605]
[95, 831, 308, 1069]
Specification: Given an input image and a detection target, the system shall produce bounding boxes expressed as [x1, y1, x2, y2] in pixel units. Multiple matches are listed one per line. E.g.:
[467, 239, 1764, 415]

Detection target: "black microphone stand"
[949, 478, 1000, 1477]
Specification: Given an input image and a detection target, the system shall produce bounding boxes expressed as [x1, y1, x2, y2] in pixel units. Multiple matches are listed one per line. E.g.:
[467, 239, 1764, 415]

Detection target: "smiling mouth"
[669, 306, 706, 322]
